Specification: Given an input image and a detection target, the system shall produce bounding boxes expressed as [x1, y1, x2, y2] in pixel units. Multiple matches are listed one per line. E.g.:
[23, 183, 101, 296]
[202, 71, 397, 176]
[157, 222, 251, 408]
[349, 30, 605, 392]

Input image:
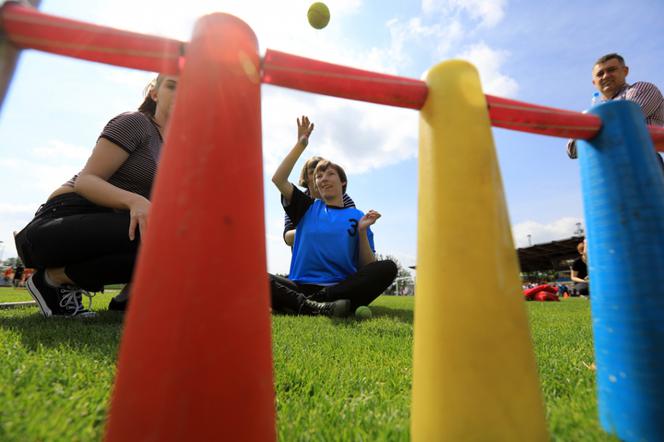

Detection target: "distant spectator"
[3, 266, 13, 284]
[12, 265, 24, 288]
[570, 241, 589, 297]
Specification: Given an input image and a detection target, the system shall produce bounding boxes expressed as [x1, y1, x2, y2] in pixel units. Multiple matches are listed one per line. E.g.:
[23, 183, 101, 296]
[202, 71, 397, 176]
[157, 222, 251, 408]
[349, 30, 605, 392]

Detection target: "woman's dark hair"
[298, 156, 324, 188]
[138, 75, 165, 117]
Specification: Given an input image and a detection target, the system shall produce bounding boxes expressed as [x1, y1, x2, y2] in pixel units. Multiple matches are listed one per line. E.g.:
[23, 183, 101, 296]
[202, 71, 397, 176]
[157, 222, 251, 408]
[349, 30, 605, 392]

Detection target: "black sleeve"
[283, 212, 295, 238]
[282, 185, 314, 227]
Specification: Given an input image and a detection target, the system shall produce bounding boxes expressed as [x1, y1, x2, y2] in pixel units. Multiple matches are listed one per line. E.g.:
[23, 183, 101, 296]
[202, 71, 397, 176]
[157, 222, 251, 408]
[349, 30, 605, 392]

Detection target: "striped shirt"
[64, 112, 163, 199]
[283, 190, 355, 240]
[567, 81, 664, 159]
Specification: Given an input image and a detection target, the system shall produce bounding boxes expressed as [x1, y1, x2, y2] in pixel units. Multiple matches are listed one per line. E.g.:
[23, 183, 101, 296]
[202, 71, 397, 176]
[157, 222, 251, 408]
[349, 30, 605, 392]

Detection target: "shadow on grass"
[369, 306, 413, 323]
[323, 307, 413, 327]
[0, 310, 125, 361]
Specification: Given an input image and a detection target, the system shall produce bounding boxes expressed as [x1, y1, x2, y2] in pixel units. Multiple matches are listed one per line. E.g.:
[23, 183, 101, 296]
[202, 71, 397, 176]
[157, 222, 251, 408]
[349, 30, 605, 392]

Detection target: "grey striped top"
[64, 112, 163, 199]
[567, 81, 664, 159]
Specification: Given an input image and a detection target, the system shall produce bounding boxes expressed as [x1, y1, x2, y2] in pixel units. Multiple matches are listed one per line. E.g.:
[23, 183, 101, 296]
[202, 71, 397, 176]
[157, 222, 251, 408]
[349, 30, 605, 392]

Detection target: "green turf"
[0, 288, 616, 441]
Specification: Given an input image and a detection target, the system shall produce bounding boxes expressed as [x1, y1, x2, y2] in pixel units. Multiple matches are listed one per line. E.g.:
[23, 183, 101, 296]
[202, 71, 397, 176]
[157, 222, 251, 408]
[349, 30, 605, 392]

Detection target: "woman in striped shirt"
[14, 74, 177, 318]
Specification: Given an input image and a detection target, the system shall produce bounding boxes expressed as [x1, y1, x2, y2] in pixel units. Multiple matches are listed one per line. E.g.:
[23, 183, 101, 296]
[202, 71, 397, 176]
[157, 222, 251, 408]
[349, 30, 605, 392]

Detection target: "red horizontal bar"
[486, 94, 602, 140]
[1, 2, 183, 74]
[262, 49, 664, 151]
[262, 49, 428, 110]
[2, 4, 662, 151]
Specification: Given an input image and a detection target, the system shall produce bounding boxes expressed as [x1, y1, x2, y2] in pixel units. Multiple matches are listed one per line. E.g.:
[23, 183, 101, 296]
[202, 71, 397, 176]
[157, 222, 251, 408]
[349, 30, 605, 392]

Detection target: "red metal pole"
[0, 0, 40, 111]
[105, 13, 274, 442]
[0, 2, 182, 74]
[262, 49, 428, 109]
[2, 3, 662, 149]
[262, 49, 664, 149]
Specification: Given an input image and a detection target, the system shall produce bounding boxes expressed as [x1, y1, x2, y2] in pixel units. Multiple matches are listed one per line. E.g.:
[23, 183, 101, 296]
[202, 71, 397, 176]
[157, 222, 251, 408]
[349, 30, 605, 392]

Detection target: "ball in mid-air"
[355, 306, 372, 319]
[308, 2, 330, 29]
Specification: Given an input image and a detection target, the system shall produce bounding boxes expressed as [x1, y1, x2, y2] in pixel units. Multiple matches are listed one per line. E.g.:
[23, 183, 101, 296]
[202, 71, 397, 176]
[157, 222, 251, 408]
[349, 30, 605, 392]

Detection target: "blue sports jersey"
[285, 187, 374, 284]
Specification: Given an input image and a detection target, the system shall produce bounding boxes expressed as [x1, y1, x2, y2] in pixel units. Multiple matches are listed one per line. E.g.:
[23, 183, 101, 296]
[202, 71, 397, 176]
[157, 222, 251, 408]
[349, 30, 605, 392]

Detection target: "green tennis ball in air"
[355, 306, 372, 319]
[308, 2, 330, 30]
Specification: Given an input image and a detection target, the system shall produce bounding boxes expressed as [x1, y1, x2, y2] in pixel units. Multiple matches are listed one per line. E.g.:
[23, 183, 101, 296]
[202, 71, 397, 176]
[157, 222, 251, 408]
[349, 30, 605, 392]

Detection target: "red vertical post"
[105, 13, 274, 442]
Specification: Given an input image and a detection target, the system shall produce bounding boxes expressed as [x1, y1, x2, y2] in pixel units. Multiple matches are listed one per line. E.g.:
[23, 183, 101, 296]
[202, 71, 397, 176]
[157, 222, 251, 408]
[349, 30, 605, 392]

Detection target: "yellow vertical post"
[411, 60, 548, 441]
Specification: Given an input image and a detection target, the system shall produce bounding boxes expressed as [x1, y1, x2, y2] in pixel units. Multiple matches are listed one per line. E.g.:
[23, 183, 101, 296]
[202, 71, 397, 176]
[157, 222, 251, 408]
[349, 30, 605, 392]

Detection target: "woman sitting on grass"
[14, 74, 177, 318]
[269, 115, 397, 317]
[282, 155, 355, 246]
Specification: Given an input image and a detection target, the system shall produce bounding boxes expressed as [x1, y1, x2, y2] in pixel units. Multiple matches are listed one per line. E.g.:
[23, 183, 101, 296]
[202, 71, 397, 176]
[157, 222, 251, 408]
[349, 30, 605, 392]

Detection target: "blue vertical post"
[578, 100, 664, 442]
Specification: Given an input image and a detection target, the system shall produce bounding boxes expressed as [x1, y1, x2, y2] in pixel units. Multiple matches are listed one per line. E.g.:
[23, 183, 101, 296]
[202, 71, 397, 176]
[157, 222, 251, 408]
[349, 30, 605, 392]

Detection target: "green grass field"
[0, 287, 616, 441]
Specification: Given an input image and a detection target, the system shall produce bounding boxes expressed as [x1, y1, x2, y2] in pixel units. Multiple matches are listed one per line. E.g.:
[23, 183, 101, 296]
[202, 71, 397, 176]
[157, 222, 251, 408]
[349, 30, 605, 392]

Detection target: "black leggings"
[14, 193, 139, 292]
[269, 259, 398, 312]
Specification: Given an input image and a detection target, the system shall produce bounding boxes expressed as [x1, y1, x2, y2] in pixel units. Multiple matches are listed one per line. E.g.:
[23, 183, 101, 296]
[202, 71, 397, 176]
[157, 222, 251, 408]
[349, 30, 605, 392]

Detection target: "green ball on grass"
[355, 306, 372, 319]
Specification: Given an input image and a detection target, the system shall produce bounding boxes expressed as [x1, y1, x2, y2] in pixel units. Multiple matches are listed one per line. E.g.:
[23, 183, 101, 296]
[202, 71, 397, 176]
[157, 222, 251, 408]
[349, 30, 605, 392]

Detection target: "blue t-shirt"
[285, 186, 374, 285]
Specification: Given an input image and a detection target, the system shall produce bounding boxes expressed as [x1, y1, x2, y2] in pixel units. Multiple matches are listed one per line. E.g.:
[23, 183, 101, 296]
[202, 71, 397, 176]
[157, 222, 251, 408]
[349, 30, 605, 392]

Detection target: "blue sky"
[0, 0, 663, 274]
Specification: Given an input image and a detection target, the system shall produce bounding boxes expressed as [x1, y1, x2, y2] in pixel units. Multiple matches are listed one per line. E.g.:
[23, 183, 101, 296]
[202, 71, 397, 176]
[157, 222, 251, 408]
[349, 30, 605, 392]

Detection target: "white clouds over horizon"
[512, 217, 584, 249]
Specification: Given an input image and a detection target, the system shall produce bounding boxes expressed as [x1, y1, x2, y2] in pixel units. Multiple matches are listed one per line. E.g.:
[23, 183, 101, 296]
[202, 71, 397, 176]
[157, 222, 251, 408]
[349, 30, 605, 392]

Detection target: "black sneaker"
[26, 270, 96, 318]
[299, 299, 351, 317]
[108, 297, 128, 312]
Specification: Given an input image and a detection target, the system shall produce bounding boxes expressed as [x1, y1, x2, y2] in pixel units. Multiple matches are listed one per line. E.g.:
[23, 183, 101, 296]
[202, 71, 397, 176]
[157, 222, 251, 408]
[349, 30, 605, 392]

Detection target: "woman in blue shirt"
[270, 116, 397, 317]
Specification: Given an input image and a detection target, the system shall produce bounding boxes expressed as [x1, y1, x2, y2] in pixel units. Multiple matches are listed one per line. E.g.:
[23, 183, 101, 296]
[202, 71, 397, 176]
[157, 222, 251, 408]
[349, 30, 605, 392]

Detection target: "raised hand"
[358, 210, 381, 231]
[297, 115, 314, 147]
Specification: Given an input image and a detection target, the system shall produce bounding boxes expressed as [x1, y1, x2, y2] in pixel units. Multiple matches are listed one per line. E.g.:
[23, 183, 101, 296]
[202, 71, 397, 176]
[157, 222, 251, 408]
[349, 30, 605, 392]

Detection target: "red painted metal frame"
[2, 3, 663, 149]
[1, 2, 182, 74]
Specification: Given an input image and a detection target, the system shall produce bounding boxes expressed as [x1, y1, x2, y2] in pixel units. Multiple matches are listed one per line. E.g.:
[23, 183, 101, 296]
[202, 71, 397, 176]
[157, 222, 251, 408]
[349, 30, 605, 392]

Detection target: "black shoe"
[299, 299, 351, 317]
[108, 297, 128, 312]
[26, 270, 96, 318]
[308, 287, 329, 302]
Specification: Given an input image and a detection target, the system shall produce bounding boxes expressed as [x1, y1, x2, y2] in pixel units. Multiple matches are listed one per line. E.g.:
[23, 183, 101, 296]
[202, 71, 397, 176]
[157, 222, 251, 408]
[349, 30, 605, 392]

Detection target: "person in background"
[570, 240, 589, 298]
[567, 53, 663, 167]
[12, 264, 24, 288]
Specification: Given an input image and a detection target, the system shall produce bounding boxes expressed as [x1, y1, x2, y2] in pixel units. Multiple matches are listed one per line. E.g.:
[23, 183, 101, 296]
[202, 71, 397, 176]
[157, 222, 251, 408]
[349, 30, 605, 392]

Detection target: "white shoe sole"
[26, 275, 53, 317]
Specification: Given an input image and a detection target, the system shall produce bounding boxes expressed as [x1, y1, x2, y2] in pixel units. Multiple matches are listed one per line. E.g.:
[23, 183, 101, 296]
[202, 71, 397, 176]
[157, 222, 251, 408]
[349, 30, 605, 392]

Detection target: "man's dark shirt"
[572, 257, 588, 280]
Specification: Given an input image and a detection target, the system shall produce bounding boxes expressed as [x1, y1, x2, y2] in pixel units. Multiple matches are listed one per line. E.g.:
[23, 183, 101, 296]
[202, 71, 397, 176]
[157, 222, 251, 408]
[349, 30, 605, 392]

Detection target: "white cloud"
[264, 213, 292, 274]
[0, 204, 36, 261]
[32, 140, 90, 161]
[456, 42, 518, 97]
[422, 0, 506, 28]
[376, 16, 465, 71]
[98, 0, 363, 49]
[104, 70, 155, 90]
[262, 88, 418, 176]
[0, 157, 80, 194]
[512, 217, 584, 248]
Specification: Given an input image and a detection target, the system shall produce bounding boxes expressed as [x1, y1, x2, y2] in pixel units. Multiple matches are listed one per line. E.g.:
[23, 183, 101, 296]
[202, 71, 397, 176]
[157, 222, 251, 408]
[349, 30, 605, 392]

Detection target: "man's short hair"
[594, 53, 625, 67]
[313, 160, 348, 193]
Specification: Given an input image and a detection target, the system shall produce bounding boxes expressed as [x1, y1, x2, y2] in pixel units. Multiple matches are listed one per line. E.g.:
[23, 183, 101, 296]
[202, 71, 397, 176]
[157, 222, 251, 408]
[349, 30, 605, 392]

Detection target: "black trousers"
[14, 193, 139, 292]
[575, 282, 589, 297]
[269, 259, 398, 313]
